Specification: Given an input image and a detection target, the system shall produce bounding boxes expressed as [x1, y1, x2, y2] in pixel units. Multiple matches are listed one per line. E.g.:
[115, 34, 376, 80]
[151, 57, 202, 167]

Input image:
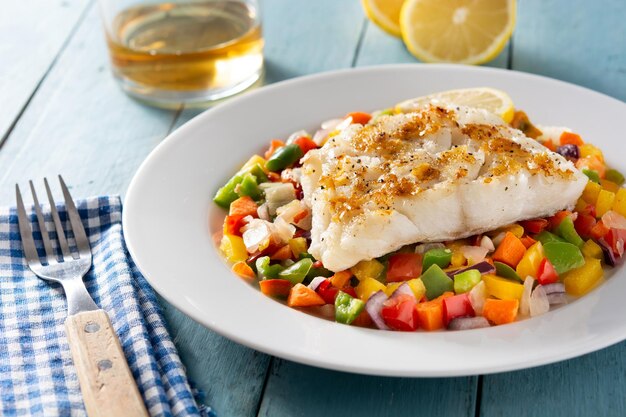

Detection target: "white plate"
[124, 64, 626, 377]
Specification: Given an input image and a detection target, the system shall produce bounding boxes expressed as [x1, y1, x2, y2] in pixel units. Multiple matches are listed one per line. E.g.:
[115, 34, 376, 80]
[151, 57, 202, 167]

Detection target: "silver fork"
[16, 176, 149, 417]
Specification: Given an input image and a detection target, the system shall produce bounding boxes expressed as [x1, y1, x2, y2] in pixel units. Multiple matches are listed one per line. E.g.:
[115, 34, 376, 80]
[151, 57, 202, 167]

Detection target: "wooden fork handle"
[65, 310, 150, 417]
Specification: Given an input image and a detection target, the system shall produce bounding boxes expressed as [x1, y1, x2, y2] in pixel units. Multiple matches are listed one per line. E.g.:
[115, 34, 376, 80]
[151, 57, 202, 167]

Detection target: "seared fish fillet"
[300, 105, 587, 272]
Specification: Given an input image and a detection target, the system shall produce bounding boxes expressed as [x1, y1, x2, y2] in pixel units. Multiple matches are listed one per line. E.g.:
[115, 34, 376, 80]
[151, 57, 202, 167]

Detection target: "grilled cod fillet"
[300, 105, 587, 272]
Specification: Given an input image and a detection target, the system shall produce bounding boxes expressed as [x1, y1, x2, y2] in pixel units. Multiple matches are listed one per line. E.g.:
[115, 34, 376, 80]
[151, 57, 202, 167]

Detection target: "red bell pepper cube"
[442, 293, 475, 326]
[316, 279, 356, 304]
[536, 258, 559, 285]
[293, 136, 318, 155]
[604, 228, 626, 257]
[519, 219, 549, 234]
[574, 214, 597, 239]
[386, 253, 423, 282]
[381, 294, 419, 331]
[224, 214, 245, 236]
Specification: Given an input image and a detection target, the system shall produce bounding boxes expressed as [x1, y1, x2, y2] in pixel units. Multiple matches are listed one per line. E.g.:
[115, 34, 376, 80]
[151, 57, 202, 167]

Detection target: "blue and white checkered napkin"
[0, 196, 205, 417]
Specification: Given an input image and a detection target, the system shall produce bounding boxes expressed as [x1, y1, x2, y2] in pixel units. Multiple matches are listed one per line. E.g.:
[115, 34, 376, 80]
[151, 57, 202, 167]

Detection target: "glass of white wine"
[99, 0, 263, 107]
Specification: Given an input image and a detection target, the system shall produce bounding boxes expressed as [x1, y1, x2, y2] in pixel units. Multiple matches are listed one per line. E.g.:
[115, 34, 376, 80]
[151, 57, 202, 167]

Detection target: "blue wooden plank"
[0, 0, 91, 144]
[355, 20, 510, 69]
[479, 342, 626, 417]
[258, 360, 477, 417]
[510, 0, 626, 101]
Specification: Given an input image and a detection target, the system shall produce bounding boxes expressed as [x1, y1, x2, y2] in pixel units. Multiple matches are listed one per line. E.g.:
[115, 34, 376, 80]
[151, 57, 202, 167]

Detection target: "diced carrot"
[264, 139, 285, 159]
[590, 220, 610, 240]
[293, 209, 309, 224]
[229, 196, 259, 217]
[352, 310, 373, 328]
[576, 155, 606, 178]
[415, 292, 453, 331]
[520, 235, 537, 249]
[267, 172, 281, 182]
[492, 232, 527, 268]
[542, 140, 557, 152]
[482, 299, 519, 325]
[232, 261, 256, 280]
[330, 270, 352, 288]
[293, 136, 318, 154]
[259, 279, 292, 298]
[559, 131, 584, 146]
[223, 214, 245, 236]
[548, 210, 573, 230]
[346, 112, 372, 125]
[287, 283, 325, 307]
[270, 245, 293, 261]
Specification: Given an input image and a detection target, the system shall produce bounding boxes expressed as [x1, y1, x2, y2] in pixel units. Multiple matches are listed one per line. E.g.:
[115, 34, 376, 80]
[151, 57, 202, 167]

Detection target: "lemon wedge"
[400, 0, 516, 65]
[395, 88, 515, 123]
[361, 0, 405, 37]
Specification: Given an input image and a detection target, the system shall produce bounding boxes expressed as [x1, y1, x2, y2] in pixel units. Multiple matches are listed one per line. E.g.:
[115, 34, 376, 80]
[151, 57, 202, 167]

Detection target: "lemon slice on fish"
[361, 0, 405, 37]
[395, 87, 515, 123]
[400, 0, 516, 65]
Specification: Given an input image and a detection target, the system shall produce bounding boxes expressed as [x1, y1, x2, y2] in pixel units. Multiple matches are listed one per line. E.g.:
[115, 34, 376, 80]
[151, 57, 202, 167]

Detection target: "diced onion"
[241, 219, 273, 253]
[492, 232, 506, 247]
[547, 293, 568, 306]
[461, 245, 489, 264]
[308, 277, 327, 291]
[447, 261, 495, 278]
[415, 242, 446, 255]
[530, 285, 550, 317]
[480, 236, 495, 252]
[448, 317, 490, 331]
[469, 281, 488, 315]
[390, 282, 416, 301]
[365, 291, 389, 330]
[260, 182, 296, 215]
[520, 276, 534, 317]
[257, 203, 270, 221]
[542, 283, 565, 294]
[312, 128, 330, 146]
[286, 130, 309, 144]
[602, 210, 626, 230]
[272, 217, 296, 242]
[321, 118, 343, 130]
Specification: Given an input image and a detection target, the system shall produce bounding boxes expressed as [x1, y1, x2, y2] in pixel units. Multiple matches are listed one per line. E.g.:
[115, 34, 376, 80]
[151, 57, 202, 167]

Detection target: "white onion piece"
[335, 116, 353, 131]
[365, 291, 389, 330]
[260, 182, 296, 215]
[547, 293, 568, 305]
[415, 242, 446, 254]
[520, 276, 535, 317]
[602, 210, 626, 230]
[469, 281, 488, 315]
[241, 219, 273, 253]
[492, 232, 506, 247]
[461, 245, 489, 264]
[286, 129, 309, 144]
[276, 200, 303, 223]
[321, 118, 343, 130]
[390, 282, 416, 301]
[542, 283, 565, 294]
[312, 128, 330, 146]
[273, 217, 296, 242]
[256, 203, 270, 221]
[308, 276, 327, 291]
[480, 236, 495, 252]
[448, 317, 490, 331]
[530, 285, 550, 317]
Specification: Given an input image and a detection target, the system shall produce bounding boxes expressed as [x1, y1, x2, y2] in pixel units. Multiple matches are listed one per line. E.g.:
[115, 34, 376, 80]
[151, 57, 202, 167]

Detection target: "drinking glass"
[99, 0, 263, 107]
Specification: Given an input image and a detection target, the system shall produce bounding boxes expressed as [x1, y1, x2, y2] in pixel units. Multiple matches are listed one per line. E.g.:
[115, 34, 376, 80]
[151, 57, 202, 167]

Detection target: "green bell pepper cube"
[582, 169, 600, 184]
[278, 258, 313, 285]
[453, 269, 482, 294]
[420, 264, 454, 300]
[237, 173, 262, 200]
[543, 242, 585, 275]
[214, 162, 268, 208]
[606, 168, 625, 185]
[494, 261, 523, 283]
[255, 256, 284, 280]
[335, 291, 365, 325]
[422, 248, 453, 272]
[266, 144, 304, 172]
[535, 231, 567, 245]
[556, 217, 584, 247]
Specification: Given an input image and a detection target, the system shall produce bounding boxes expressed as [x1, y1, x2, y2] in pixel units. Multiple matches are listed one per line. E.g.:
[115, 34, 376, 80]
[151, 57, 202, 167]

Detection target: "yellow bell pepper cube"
[450, 251, 466, 267]
[516, 241, 544, 280]
[575, 198, 589, 212]
[220, 234, 248, 263]
[600, 179, 620, 193]
[288, 237, 308, 258]
[384, 282, 402, 296]
[241, 154, 267, 171]
[563, 257, 604, 296]
[613, 188, 626, 218]
[351, 259, 385, 281]
[498, 224, 524, 238]
[407, 278, 426, 300]
[596, 189, 616, 218]
[579, 144, 604, 162]
[582, 181, 602, 205]
[483, 275, 524, 300]
[356, 277, 386, 301]
[581, 239, 603, 260]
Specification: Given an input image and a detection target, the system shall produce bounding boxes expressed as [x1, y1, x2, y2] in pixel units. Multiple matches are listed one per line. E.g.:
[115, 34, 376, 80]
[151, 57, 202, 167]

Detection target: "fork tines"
[16, 176, 91, 266]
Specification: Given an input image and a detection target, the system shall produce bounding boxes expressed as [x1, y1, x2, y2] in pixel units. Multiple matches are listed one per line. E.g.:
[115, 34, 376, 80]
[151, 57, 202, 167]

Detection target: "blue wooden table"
[2, 1, 626, 416]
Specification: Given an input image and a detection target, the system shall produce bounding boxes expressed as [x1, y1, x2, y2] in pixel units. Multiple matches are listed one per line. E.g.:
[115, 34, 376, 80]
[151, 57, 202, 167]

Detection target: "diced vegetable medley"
[214, 108, 626, 331]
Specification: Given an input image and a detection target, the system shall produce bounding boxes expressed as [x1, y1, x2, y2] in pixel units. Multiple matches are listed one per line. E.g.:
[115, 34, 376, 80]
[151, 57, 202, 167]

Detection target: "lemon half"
[395, 87, 515, 123]
[361, 0, 405, 37]
[400, 0, 516, 65]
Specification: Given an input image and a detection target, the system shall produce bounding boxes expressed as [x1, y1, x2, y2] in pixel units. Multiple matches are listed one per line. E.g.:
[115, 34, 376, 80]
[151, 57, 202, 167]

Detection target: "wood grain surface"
[1, 1, 626, 416]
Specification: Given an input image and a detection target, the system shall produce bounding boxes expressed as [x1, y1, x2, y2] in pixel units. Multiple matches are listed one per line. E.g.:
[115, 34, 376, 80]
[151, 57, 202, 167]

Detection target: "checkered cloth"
[0, 196, 206, 417]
